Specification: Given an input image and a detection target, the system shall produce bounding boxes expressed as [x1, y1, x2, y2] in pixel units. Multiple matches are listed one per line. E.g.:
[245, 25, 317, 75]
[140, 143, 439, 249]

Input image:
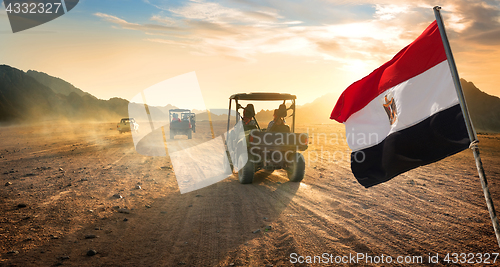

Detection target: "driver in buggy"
[172, 113, 181, 122]
[242, 104, 258, 131]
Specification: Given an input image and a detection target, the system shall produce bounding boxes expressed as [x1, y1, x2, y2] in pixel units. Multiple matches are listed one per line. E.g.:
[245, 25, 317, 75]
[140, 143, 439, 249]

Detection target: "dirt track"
[1, 121, 500, 266]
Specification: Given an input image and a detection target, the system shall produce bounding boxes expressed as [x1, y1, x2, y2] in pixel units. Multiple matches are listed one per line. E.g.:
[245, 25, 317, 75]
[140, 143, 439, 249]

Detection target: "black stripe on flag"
[351, 104, 470, 188]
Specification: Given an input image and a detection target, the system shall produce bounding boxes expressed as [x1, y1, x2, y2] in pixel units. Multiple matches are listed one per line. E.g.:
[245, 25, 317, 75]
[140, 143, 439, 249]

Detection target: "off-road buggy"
[225, 93, 308, 184]
[169, 109, 195, 139]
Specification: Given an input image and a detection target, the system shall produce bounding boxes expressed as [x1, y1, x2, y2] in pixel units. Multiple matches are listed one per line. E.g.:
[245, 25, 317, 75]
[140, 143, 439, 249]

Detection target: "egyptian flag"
[330, 21, 471, 188]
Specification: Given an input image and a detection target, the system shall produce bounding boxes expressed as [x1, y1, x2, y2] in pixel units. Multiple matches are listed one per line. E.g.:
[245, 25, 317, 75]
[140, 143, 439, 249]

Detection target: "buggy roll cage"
[169, 109, 194, 120]
[169, 109, 191, 114]
[227, 93, 297, 133]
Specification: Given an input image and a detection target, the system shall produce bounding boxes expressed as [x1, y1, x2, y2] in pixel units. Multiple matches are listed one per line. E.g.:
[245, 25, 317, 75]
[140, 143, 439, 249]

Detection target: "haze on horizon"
[1, 0, 499, 110]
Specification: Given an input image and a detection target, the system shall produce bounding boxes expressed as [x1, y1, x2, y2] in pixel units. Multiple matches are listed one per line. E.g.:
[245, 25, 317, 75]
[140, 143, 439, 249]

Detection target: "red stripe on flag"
[331, 21, 447, 123]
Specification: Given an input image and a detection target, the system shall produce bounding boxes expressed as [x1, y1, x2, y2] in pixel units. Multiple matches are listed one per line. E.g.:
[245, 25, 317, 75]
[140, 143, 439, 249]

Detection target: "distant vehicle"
[169, 109, 195, 139]
[181, 112, 196, 133]
[225, 93, 308, 184]
[117, 118, 139, 134]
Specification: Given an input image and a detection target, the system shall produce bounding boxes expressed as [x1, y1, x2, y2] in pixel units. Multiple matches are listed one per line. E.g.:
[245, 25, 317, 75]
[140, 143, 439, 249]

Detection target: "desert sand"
[1, 121, 499, 266]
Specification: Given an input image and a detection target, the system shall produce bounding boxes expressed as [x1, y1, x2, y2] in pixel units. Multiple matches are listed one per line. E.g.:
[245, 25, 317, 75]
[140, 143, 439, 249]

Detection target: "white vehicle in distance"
[117, 118, 139, 134]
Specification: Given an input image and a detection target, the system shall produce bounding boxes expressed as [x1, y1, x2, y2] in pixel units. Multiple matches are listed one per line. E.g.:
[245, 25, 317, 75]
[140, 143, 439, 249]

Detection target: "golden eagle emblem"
[382, 93, 397, 125]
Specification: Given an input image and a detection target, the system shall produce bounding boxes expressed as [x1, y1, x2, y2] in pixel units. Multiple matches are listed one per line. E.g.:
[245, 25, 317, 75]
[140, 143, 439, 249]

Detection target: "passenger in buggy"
[190, 115, 196, 133]
[267, 105, 290, 132]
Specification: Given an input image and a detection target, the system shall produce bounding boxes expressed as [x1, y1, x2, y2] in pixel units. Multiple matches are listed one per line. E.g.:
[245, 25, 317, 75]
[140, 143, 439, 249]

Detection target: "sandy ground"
[1, 121, 499, 266]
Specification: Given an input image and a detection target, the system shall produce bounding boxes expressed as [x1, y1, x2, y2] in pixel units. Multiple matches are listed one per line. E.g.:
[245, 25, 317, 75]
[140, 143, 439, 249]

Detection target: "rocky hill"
[0, 65, 129, 123]
[462, 79, 500, 133]
[26, 70, 89, 97]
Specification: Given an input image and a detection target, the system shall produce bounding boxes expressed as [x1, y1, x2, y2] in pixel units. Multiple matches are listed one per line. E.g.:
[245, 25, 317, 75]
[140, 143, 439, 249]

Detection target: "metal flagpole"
[434, 6, 500, 248]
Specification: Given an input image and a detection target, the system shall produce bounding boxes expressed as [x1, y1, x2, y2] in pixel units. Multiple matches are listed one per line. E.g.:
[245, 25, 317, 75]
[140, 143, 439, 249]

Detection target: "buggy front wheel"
[287, 152, 305, 182]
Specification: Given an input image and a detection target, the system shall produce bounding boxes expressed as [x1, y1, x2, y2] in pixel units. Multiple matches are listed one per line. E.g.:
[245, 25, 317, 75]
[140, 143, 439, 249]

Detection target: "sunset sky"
[1, 0, 499, 110]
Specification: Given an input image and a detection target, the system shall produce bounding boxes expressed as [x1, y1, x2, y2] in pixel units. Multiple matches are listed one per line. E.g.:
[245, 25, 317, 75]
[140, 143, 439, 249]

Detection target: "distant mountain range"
[0, 64, 499, 132]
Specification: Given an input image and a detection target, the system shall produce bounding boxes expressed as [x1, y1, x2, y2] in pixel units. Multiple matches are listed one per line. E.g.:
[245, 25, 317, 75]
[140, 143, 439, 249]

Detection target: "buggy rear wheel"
[237, 154, 254, 184]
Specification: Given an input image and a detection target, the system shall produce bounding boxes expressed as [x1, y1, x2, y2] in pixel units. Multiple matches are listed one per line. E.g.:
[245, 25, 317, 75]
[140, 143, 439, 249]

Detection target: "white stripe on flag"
[345, 61, 459, 151]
